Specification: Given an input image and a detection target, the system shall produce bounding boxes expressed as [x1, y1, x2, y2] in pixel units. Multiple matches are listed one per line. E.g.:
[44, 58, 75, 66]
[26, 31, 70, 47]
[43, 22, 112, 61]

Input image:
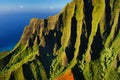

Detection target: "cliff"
[0, 0, 120, 80]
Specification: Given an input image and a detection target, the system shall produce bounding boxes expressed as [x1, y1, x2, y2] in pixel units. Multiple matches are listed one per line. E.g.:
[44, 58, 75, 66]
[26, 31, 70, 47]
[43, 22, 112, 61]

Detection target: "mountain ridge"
[0, 0, 120, 80]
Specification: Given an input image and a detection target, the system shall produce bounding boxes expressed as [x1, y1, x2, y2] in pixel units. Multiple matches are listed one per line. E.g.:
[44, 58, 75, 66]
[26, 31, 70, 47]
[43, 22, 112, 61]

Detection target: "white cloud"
[20, 5, 23, 9]
[50, 6, 54, 10]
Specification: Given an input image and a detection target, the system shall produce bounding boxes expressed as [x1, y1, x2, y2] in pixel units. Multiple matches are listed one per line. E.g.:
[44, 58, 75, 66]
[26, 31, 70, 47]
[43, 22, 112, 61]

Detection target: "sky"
[0, 0, 72, 52]
[0, 0, 72, 12]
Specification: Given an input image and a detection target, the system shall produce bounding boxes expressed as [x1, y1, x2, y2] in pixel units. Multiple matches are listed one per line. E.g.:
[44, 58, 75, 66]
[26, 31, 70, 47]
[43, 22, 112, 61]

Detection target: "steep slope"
[0, 0, 120, 80]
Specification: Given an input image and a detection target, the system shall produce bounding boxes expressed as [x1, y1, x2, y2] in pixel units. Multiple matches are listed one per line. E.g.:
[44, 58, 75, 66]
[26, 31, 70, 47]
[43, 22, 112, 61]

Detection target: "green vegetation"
[13, 67, 25, 80]
[30, 60, 47, 80]
[74, 0, 84, 59]
[61, 1, 75, 47]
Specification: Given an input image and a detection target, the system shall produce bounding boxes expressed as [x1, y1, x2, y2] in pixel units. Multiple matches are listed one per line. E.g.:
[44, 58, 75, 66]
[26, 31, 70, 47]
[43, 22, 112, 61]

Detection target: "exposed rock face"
[0, 0, 120, 80]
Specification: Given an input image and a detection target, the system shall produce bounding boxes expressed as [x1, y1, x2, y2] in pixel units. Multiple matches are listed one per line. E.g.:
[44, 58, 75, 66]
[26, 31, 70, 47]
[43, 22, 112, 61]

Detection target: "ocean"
[0, 9, 60, 52]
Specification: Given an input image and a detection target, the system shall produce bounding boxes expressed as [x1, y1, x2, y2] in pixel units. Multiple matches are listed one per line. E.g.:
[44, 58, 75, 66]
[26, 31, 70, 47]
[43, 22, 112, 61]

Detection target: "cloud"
[20, 5, 23, 9]
[50, 6, 54, 10]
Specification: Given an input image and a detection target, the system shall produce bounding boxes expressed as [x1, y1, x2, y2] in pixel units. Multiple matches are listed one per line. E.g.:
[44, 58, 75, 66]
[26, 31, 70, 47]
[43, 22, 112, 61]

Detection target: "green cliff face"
[0, 0, 120, 80]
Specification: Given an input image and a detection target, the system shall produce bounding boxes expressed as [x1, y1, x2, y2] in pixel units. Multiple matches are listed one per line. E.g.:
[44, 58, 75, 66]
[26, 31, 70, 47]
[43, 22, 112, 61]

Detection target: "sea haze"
[0, 9, 60, 52]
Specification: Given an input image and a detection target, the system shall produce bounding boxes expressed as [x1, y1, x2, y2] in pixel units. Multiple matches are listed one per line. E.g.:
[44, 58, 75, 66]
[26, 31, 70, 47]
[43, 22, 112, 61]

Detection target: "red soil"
[56, 70, 74, 80]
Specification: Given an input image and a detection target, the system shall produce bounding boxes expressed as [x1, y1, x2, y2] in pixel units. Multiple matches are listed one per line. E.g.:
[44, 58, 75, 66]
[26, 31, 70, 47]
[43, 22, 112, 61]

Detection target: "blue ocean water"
[0, 9, 60, 52]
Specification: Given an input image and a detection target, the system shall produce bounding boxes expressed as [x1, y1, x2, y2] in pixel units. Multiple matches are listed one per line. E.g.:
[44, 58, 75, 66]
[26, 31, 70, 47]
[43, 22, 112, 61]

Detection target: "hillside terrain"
[0, 0, 120, 80]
